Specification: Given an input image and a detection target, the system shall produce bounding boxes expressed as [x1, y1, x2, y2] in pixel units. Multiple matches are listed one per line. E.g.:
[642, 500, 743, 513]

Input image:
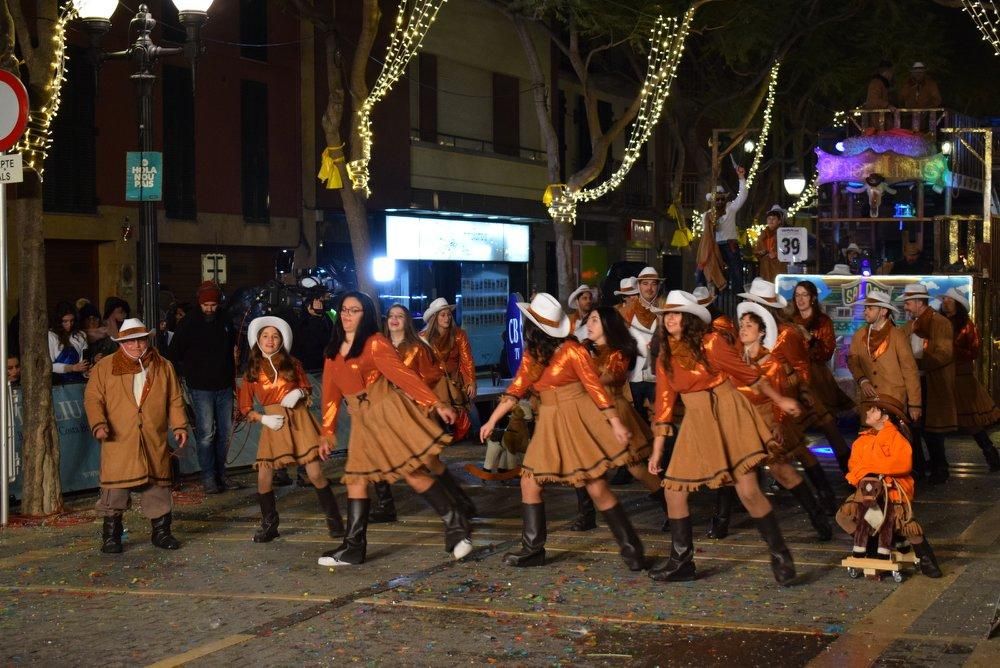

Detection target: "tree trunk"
[340, 186, 374, 299]
[14, 182, 62, 516]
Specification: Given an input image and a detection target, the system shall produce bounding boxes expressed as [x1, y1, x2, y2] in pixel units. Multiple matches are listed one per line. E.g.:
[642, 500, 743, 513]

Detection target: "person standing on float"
[647, 291, 802, 585]
[422, 298, 476, 442]
[479, 293, 645, 571]
[238, 316, 344, 543]
[939, 287, 1000, 471]
[317, 292, 472, 566]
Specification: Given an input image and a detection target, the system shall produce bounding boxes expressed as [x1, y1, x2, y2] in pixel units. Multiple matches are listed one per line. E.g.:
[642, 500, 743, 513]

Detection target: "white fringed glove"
[280, 388, 305, 408]
[260, 414, 286, 431]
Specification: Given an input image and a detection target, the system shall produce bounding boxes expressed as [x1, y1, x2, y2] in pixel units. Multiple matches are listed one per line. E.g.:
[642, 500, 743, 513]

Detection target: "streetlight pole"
[75, 1, 211, 329]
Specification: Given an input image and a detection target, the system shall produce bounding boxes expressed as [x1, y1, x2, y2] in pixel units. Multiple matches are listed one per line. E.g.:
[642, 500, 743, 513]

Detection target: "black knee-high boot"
[601, 504, 646, 571]
[314, 482, 345, 537]
[419, 481, 473, 559]
[787, 482, 833, 541]
[754, 512, 795, 585]
[503, 502, 546, 567]
[707, 486, 736, 539]
[436, 467, 477, 518]
[913, 539, 943, 578]
[253, 491, 280, 543]
[568, 487, 597, 531]
[369, 481, 398, 523]
[101, 515, 124, 554]
[318, 498, 369, 566]
[150, 513, 180, 550]
[649, 516, 696, 582]
[973, 432, 1000, 472]
[802, 463, 839, 515]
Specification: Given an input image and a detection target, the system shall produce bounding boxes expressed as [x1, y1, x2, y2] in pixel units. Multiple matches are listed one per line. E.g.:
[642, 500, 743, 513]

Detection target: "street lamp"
[783, 166, 806, 196]
[74, 1, 212, 330]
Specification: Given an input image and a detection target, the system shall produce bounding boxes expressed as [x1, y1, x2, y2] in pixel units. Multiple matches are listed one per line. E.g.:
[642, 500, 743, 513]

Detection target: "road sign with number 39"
[776, 227, 808, 262]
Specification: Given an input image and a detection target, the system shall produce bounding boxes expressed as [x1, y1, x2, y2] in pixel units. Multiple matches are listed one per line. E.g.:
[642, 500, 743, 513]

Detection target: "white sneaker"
[452, 538, 474, 560]
[317, 555, 353, 567]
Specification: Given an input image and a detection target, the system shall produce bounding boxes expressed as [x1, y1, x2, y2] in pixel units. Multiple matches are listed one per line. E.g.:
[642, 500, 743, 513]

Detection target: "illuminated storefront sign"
[386, 216, 530, 262]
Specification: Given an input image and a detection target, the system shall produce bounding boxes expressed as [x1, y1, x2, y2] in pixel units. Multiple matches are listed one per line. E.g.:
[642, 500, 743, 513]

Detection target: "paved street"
[2, 436, 999, 667]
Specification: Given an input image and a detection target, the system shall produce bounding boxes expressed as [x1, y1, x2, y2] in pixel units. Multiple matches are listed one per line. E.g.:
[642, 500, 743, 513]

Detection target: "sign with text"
[504, 293, 525, 377]
[386, 215, 530, 262]
[125, 151, 163, 201]
[201, 253, 227, 284]
[777, 227, 808, 262]
[0, 153, 22, 183]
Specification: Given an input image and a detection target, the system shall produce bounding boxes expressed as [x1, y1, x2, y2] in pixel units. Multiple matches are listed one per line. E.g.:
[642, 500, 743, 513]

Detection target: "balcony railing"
[410, 129, 546, 162]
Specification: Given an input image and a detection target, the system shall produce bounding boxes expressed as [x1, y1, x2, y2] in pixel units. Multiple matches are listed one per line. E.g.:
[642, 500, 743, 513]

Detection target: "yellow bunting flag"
[317, 145, 346, 190]
[542, 184, 566, 206]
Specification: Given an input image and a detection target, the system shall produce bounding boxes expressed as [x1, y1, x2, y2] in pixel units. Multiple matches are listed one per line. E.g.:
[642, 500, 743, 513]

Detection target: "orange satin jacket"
[737, 349, 796, 425]
[321, 333, 441, 435]
[238, 358, 311, 414]
[949, 317, 980, 365]
[793, 312, 837, 364]
[426, 327, 475, 386]
[590, 344, 630, 389]
[395, 339, 443, 389]
[846, 421, 914, 501]
[504, 340, 617, 416]
[771, 323, 812, 385]
[653, 331, 762, 434]
[713, 314, 737, 340]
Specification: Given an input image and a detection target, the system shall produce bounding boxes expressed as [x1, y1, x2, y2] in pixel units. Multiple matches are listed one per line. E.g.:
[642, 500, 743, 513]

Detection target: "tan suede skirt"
[609, 386, 653, 462]
[341, 377, 451, 484]
[255, 403, 322, 470]
[662, 381, 771, 492]
[521, 382, 633, 486]
[750, 401, 805, 466]
[955, 363, 1000, 430]
[433, 373, 469, 410]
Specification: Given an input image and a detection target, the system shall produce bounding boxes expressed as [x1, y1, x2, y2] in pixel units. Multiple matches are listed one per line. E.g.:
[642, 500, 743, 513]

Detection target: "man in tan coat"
[847, 287, 921, 418]
[897, 283, 957, 484]
[84, 319, 189, 553]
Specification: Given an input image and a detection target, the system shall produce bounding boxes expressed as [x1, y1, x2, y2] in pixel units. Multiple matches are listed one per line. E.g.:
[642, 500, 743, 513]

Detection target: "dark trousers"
[630, 381, 656, 424]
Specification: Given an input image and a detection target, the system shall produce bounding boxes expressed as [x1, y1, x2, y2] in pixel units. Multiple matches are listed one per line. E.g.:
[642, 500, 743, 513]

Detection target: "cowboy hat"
[691, 286, 716, 306]
[942, 286, 970, 312]
[852, 287, 899, 313]
[614, 277, 639, 296]
[248, 316, 293, 351]
[738, 277, 788, 309]
[112, 318, 155, 342]
[765, 204, 787, 220]
[651, 290, 711, 324]
[894, 283, 930, 302]
[422, 297, 457, 323]
[567, 284, 597, 310]
[636, 266, 664, 282]
[827, 264, 853, 276]
[705, 184, 729, 201]
[737, 301, 778, 351]
[516, 292, 571, 338]
[910, 62, 926, 70]
[859, 393, 909, 424]
[842, 243, 863, 256]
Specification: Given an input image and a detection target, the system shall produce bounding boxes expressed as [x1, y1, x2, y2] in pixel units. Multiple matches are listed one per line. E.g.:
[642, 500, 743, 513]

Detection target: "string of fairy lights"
[12, 5, 77, 179]
[962, 0, 1000, 56]
[549, 6, 696, 225]
[349, 0, 448, 197]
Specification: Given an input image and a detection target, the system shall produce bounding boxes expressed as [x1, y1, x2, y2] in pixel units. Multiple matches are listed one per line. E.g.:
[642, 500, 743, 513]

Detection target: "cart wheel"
[847, 567, 860, 579]
[892, 571, 904, 583]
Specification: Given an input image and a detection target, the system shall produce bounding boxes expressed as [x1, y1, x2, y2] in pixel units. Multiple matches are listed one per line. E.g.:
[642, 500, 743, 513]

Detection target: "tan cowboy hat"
[691, 286, 716, 306]
[248, 316, 293, 351]
[894, 282, 930, 302]
[614, 277, 639, 296]
[651, 290, 711, 324]
[765, 204, 787, 221]
[827, 264, 852, 276]
[852, 287, 899, 313]
[859, 393, 909, 424]
[516, 292, 571, 338]
[422, 297, 456, 323]
[842, 243, 863, 257]
[112, 318, 155, 342]
[738, 277, 788, 309]
[942, 286, 970, 312]
[737, 301, 778, 351]
[636, 266, 664, 282]
[567, 284, 597, 310]
[910, 61, 926, 70]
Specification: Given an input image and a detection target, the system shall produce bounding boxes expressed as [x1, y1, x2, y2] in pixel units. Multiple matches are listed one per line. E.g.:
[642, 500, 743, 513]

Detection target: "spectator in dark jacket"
[167, 282, 238, 494]
[293, 295, 333, 371]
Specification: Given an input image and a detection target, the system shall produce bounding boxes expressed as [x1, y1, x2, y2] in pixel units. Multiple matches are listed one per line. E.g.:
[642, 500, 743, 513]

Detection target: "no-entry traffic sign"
[0, 70, 29, 153]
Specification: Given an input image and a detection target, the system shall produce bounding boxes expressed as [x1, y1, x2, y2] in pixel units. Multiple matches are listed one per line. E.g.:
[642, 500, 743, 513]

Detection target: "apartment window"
[240, 0, 268, 62]
[163, 65, 196, 219]
[43, 45, 96, 213]
[241, 80, 270, 224]
[492, 73, 519, 156]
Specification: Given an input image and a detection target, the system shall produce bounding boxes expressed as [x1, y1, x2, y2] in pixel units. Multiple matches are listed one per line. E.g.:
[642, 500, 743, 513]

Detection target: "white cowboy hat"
[691, 286, 716, 306]
[911, 61, 926, 70]
[737, 301, 778, 351]
[738, 277, 788, 309]
[942, 286, 970, 312]
[765, 204, 787, 220]
[567, 284, 596, 310]
[112, 318, 155, 342]
[842, 243, 863, 256]
[636, 266, 663, 282]
[827, 264, 852, 276]
[248, 316, 293, 351]
[852, 288, 899, 313]
[422, 297, 456, 323]
[894, 283, 930, 302]
[614, 277, 639, 296]
[651, 290, 711, 324]
[516, 293, 571, 338]
[705, 184, 729, 201]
